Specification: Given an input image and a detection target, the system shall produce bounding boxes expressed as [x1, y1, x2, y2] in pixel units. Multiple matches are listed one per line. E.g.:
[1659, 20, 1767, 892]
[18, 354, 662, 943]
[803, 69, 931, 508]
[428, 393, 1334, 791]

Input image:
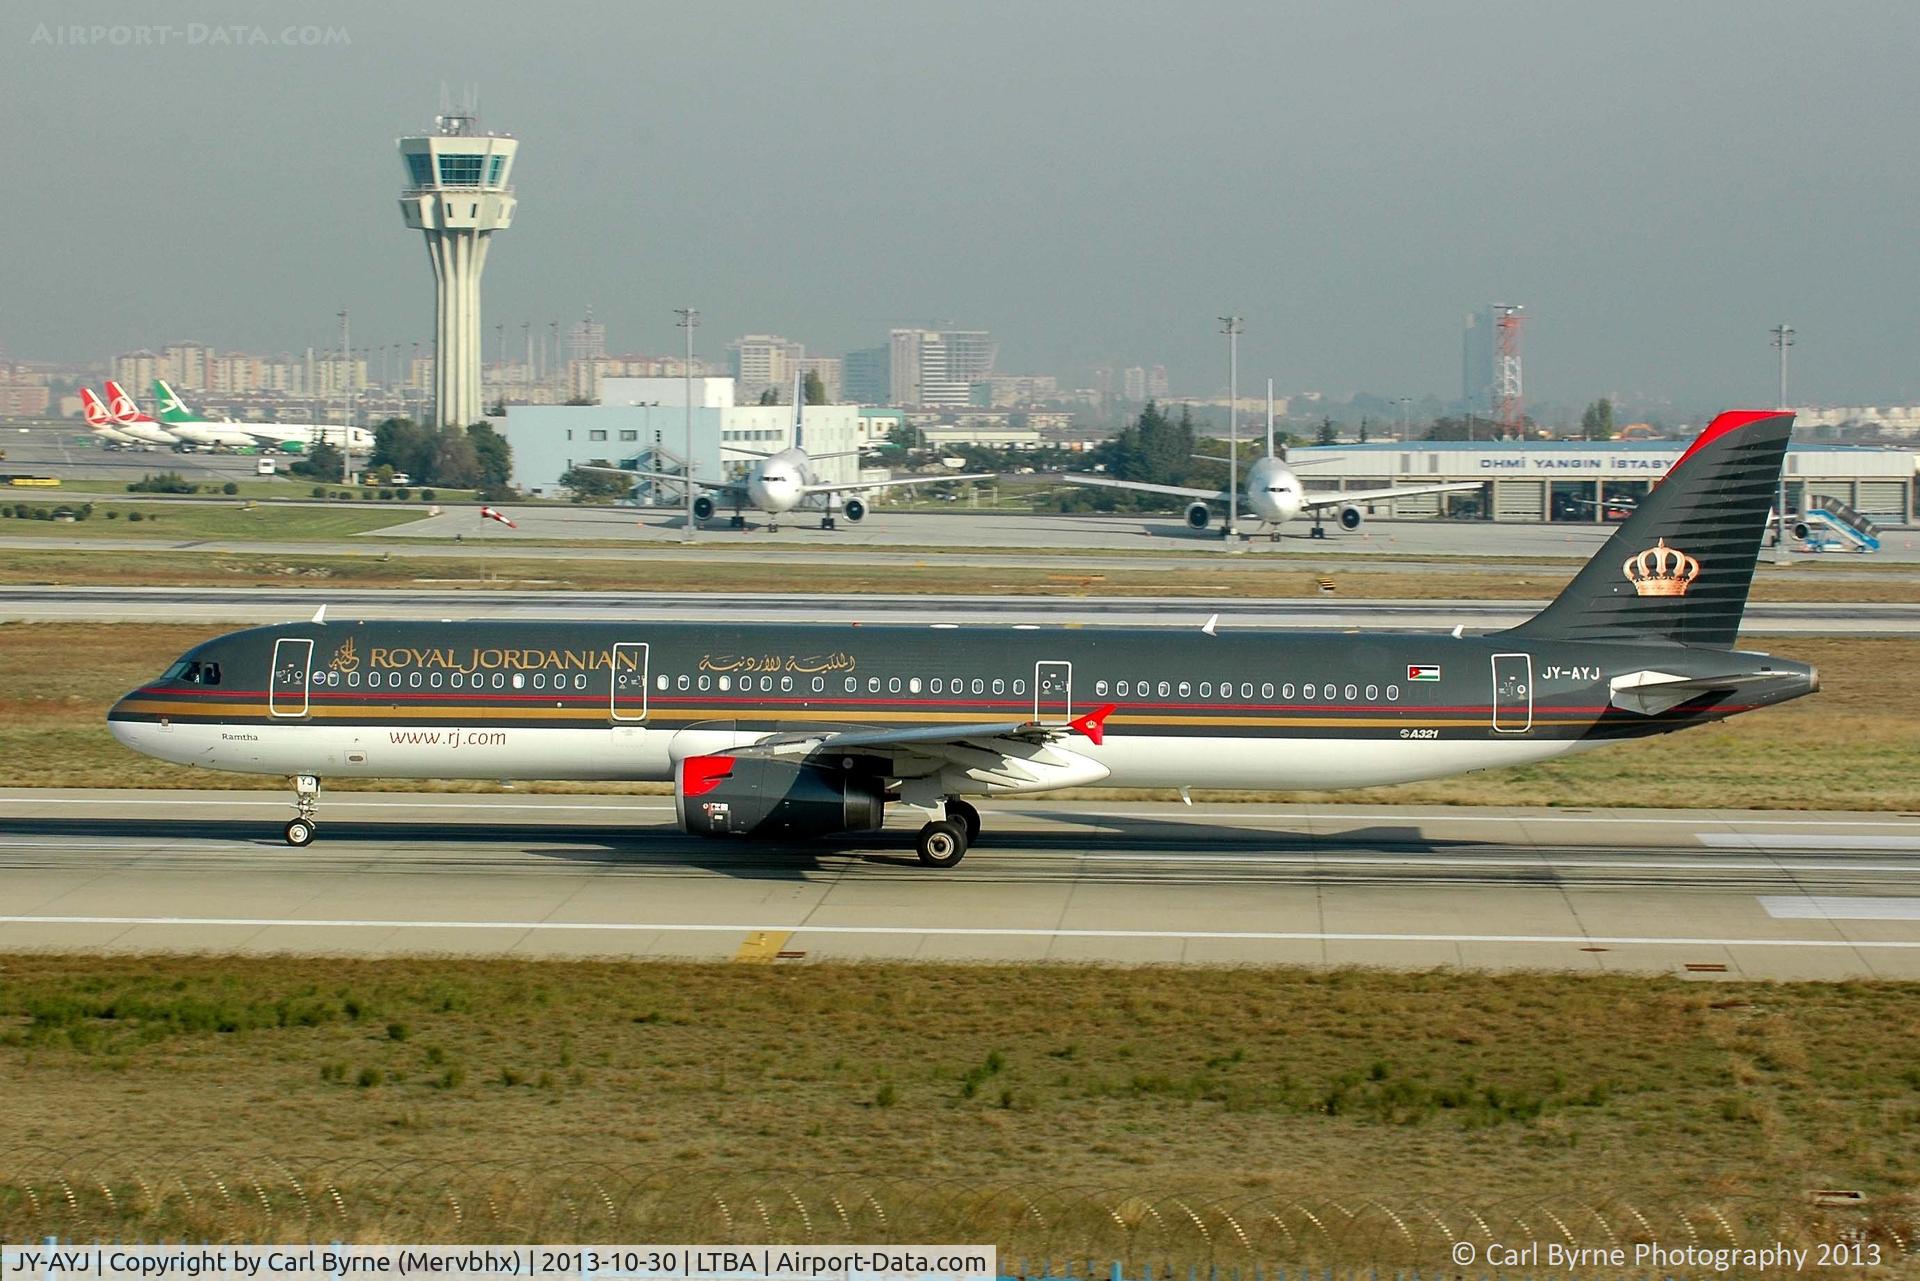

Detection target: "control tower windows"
[437, 154, 485, 186]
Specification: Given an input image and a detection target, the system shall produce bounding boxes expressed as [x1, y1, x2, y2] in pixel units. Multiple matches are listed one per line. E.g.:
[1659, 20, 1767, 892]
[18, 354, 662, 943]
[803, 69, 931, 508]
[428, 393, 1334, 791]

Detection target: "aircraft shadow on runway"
[1, 814, 1494, 885]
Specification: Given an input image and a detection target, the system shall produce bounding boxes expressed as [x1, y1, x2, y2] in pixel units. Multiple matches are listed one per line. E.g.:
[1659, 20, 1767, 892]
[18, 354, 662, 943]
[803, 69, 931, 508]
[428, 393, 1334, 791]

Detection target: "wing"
[1299, 481, 1483, 509]
[801, 472, 993, 497]
[575, 464, 744, 496]
[1059, 474, 1230, 503]
[729, 704, 1120, 795]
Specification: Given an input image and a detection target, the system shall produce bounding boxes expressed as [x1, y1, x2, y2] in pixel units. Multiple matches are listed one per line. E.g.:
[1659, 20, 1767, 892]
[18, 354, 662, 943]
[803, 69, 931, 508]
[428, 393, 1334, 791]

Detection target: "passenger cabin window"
[1262, 683, 1275, 699]
[1095, 680, 1109, 696]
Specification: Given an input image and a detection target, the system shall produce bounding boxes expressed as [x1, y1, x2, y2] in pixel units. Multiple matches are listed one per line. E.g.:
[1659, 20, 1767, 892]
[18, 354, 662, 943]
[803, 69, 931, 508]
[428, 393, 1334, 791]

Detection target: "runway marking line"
[0, 915, 1914, 951]
[1762, 896, 1920, 921]
[4, 797, 1918, 831]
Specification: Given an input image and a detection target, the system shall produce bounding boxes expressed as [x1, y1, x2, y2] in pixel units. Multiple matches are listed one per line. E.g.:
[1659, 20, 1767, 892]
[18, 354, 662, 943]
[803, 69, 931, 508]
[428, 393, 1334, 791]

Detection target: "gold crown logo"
[1622, 538, 1700, 597]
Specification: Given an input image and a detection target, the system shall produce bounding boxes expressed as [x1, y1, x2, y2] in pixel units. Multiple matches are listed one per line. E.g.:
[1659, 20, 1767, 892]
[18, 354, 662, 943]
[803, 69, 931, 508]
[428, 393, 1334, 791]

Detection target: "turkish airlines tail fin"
[1507, 410, 1794, 649]
[80, 387, 113, 429]
[103, 379, 158, 426]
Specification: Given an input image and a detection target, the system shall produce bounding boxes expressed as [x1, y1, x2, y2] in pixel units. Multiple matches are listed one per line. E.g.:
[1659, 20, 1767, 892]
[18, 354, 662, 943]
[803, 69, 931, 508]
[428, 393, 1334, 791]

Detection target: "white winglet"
[1202, 614, 1219, 636]
[1450, 624, 1463, 638]
[312, 604, 328, 624]
[1178, 786, 1193, 806]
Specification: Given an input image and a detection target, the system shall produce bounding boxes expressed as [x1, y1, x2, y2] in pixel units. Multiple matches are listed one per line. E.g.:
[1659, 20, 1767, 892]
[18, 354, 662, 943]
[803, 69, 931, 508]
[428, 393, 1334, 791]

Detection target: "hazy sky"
[4, 0, 1917, 412]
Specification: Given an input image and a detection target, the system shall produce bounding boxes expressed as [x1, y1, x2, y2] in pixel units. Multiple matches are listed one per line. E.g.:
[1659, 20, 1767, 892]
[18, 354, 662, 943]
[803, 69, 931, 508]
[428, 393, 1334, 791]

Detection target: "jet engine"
[676, 755, 886, 838]
[1185, 502, 1212, 530]
[842, 496, 867, 523]
[692, 495, 716, 521]
[1339, 505, 1363, 531]
[1791, 520, 1811, 540]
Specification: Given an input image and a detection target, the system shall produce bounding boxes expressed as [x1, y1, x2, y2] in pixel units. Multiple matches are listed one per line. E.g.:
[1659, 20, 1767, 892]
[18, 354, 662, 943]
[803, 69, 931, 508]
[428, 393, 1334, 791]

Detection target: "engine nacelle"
[1791, 520, 1811, 540]
[842, 496, 867, 523]
[676, 755, 885, 839]
[1185, 502, 1212, 530]
[1339, 505, 1363, 531]
[692, 495, 716, 521]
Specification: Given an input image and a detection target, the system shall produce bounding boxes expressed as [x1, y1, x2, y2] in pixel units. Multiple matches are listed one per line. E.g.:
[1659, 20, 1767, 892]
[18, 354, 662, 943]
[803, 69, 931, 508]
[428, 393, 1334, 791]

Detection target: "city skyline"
[5, 1, 1919, 412]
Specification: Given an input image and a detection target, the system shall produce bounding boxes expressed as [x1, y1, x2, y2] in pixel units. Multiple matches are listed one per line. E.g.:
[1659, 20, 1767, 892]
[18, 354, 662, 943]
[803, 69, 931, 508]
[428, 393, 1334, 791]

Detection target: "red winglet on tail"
[1067, 703, 1118, 747]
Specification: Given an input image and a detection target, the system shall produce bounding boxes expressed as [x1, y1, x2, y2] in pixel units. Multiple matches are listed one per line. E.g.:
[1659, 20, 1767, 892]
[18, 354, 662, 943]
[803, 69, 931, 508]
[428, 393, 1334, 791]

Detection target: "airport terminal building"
[1286, 440, 1917, 525]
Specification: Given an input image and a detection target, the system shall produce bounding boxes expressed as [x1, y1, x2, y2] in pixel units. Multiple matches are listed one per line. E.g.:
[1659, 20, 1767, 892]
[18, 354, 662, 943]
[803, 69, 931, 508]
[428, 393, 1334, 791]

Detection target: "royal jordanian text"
[0, 1246, 997, 1281]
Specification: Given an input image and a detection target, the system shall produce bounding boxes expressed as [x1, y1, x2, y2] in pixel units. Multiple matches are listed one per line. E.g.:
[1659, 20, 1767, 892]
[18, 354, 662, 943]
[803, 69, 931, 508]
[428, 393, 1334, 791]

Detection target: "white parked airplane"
[82, 386, 177, 447]
[587, 374, 988, 530]
[1065, 390, 1481, 539]
[153, 379, 375, 452]
[107, 380, 257, 449]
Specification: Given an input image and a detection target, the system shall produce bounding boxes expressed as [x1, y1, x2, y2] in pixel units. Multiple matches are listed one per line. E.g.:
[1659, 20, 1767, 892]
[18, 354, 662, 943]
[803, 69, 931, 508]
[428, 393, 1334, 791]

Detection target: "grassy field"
[0, 623, 1914, 808]
[0, 543, 1914, 602]
[0, 502, 429, 540]
[0, 955, 1915, 1259]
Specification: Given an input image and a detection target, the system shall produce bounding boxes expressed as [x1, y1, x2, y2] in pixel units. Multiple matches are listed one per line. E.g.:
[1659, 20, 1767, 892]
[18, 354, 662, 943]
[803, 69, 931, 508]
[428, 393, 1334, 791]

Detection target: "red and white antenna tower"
[1490, 303, 1525, 437]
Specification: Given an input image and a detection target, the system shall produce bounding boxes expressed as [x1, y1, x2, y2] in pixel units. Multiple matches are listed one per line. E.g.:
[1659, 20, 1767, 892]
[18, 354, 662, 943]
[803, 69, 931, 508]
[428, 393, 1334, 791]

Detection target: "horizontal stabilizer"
[1608, 669, 1779, 716]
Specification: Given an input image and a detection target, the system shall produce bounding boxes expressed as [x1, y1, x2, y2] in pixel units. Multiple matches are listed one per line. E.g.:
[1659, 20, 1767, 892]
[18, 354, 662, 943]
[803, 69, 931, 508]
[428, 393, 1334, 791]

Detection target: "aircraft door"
[269, 638, 314, 717]
[1034, 661, 1072, 725]
[1491, 652, 1533, 733]
[610, 642, 650, 722]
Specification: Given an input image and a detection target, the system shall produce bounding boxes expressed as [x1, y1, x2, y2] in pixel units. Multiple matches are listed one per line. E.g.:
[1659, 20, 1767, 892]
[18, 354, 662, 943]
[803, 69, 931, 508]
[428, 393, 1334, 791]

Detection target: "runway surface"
[3, 789, 1918, 978]
[3, 584, 1909, 633]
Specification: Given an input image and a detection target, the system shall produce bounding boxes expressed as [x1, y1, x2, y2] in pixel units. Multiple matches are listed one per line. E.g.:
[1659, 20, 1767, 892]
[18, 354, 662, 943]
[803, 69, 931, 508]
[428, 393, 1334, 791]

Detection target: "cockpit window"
[166, 660, 222, 686]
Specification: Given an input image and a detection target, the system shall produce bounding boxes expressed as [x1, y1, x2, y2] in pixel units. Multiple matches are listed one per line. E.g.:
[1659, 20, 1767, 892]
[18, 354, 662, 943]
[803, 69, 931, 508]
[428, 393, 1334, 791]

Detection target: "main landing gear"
[730, 512, 747, 529]
[915, 800, 982, 869]
[284, 774, 319, 846]
[820, 515, 837, 530]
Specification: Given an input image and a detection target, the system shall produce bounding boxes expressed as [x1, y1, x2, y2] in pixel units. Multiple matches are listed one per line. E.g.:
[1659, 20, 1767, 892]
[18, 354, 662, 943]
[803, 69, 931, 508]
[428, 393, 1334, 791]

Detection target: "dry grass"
[2, 623, 1913, 809]
[0, 502, 427, 540]
[0, 955, 1916, 1254]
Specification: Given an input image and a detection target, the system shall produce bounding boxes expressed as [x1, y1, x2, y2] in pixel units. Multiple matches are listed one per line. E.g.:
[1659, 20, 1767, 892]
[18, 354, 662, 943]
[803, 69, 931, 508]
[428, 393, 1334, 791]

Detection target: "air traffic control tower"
[397, 107, 516, 427]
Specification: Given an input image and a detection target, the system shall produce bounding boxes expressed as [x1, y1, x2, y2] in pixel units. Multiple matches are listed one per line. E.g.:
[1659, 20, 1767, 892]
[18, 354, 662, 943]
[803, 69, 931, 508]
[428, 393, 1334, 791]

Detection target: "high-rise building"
[728, 333, 805, 402]
[162, 342, 214, 390]
[567, 311, 607, 364]
[843, 346, 890, 404]
[397, 101, 518, 426]
[799, 355, 843, 403]
[889, 328, 995, 406]
[112, 350, 163, 390]
[1122, 366, 1147, 402]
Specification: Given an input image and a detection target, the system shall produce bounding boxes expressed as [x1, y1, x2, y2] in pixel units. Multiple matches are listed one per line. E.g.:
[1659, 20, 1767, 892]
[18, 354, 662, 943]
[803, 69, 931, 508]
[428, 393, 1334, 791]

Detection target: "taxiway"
[2, 789, 1916, 978]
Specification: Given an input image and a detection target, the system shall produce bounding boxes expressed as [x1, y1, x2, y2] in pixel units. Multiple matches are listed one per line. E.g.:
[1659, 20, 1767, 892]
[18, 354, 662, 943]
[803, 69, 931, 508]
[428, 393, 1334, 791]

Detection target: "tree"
[371, 418, 435, 481]
[758, 386, 779, 406]
[1316, 418, 1339, 446]
[564, 395, 594, 406]
[290, 442, 342, 480]
[1358, 417, 1371, 443]
[466, 421, 513, 491]
[803, 370, 827, 405]
[559, 460, 635, 502]
[1580, 397, 1615, 440]
[431, 430, 483, 489]
[887, 421, 926, 452]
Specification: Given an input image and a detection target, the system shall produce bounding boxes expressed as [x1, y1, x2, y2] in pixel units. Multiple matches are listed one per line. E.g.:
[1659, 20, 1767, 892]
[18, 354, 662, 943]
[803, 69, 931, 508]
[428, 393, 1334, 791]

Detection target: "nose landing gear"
[284, 774, 320, 846]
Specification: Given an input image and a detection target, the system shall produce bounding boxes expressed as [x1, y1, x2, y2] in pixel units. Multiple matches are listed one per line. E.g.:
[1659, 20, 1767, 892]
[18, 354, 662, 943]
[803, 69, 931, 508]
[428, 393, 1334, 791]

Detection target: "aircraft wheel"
[283, 818, 316, 847]
[821, 516, 836, 530]
[916, 820, 968, 868]
[945, 799, 981, 846]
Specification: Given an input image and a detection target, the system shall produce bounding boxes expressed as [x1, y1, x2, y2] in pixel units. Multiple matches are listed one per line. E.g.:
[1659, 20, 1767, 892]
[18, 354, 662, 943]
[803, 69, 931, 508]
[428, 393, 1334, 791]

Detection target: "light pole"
[1771, 323, 1794, 563]
[675, 307, 700, 543]
[1219, 315, 1242, 540]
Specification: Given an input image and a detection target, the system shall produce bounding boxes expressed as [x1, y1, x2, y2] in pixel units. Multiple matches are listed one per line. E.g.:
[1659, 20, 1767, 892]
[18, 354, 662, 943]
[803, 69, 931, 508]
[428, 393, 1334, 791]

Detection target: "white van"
[255, 459, 276, 476]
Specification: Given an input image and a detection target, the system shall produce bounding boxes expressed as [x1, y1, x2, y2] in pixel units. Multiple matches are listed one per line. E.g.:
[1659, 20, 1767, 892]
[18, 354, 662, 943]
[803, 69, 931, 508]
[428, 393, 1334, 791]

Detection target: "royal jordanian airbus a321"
[110, 410, 1814, 868]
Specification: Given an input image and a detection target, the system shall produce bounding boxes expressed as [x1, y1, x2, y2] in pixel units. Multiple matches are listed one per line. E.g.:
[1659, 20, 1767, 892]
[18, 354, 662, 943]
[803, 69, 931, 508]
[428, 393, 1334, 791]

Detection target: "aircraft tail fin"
[103, 379, 155, 425]
[792, 369, 805, 452]
[152, 378, 198, 423]
[1506, 410, 1793, 649]
[80, 387, 112, 429]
